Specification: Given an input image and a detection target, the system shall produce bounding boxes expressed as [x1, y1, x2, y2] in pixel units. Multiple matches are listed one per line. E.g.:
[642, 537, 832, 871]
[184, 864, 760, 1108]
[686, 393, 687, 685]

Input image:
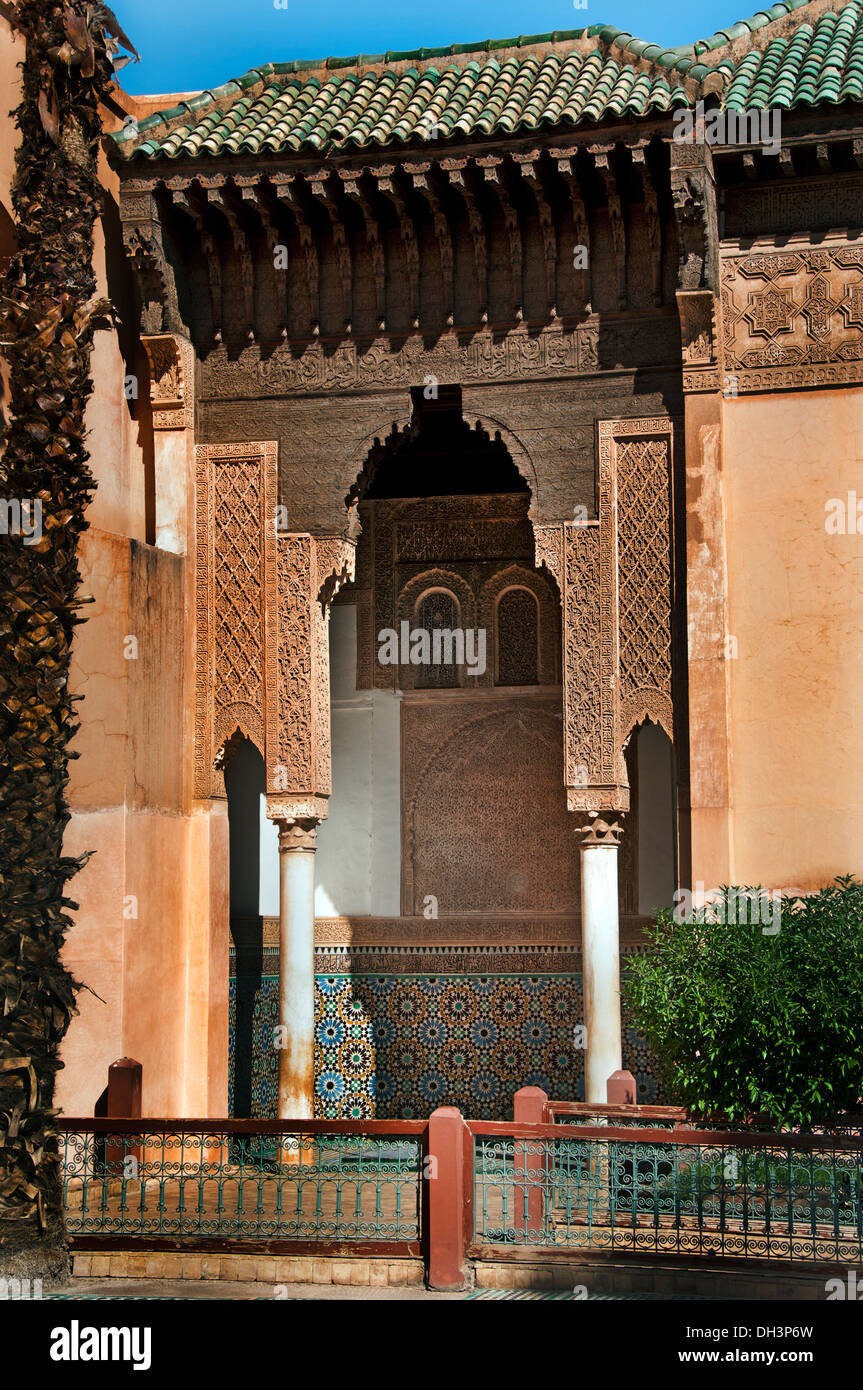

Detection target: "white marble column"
[579, 813, 624, 1104]
[277, 818, 319, 1119]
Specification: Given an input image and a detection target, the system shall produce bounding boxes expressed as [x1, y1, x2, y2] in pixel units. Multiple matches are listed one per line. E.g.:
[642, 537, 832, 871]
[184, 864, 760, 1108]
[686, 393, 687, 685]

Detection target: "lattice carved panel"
[195, 441, 279, 798]
[599, 418, 674, 757]
[547, 417, 674, 815]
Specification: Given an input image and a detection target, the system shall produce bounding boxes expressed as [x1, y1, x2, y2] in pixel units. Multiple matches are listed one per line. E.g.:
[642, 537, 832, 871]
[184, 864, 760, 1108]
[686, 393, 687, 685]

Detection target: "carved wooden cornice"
[118, 137, 682, 343]
[272, 174, 320, 333]
[590, 143, 627, 312]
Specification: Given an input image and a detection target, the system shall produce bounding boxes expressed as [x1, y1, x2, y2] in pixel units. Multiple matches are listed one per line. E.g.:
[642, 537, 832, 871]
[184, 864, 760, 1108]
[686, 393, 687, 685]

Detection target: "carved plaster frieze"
[199, 320, 643, 400]
[720, 243, 863, 392]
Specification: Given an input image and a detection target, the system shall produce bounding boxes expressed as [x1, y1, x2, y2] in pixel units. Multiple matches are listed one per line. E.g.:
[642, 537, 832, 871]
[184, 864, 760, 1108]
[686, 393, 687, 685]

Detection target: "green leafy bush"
[624, 877, 863, 1128]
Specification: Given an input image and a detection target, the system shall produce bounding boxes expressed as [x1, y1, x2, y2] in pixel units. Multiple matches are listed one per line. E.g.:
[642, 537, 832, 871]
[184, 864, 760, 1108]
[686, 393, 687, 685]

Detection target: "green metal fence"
[472, 1123, 863, 1263]
[61, 1122, 423, 1244]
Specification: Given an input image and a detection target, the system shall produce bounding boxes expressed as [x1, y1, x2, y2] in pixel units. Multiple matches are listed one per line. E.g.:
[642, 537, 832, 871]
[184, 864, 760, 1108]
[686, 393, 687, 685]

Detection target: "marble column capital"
[277, 818, 319, 853]
[577, 812, 625, 849]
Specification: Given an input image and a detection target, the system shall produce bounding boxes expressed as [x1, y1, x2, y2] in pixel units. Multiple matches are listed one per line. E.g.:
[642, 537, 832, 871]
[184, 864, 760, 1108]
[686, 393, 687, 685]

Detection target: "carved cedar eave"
[200, 176, 256, 340]
[405, 161, 455, 326]
[376, 164, 421, 329]
[272, 174, 320, 333]
[168, 180, 224, 342]
[514, 155, 558, 318]
[632, 144, 662, 308]
[477, 156, 524, 320]
[441, 158, 489, 322]
[309, 171, 353, 332]
[669, 141, 720, 395]
[119, 183, 177, 335]
[236, 174, 289, 335]
[339, 171, 387, 330]
[590, 143, 627, 311]
[195, 440, 280, 800]
[549, 150, 592, 312]
[669, 139, 718, 293]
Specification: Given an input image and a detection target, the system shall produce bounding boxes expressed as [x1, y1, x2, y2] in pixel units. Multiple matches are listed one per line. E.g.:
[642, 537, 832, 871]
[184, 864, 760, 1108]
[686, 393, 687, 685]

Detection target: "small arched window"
[496, 588, 539, 686]
[416, 590, 460, 689]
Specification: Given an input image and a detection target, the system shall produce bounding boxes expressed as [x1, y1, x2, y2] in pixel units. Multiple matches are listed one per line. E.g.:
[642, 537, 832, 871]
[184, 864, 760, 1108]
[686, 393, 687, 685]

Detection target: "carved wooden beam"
[309, 172, 353, 333]
[477, 156, 523, 320]
[441, 158, 488, 323]
[376, 164, 420, 328]
[200, 177, 255, 340]
[119, 183, 175, 335]
[167, 178, 224, 342]
[632, 146, 662, 307]
[272, 175, 320, 334]
[668, 140, 718, 293]
[340, 171, 386, 331]
[590, 144, 626, 310]
[405, 161, 455, 328]
[550, 152, 592, 314]
[236, 175, 289, 337]
[515, 156, 557, 319]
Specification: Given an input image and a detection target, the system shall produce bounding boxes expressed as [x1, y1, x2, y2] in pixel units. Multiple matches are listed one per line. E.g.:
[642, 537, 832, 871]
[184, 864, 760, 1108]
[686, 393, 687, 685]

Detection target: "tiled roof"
[113, 1, 863, 160]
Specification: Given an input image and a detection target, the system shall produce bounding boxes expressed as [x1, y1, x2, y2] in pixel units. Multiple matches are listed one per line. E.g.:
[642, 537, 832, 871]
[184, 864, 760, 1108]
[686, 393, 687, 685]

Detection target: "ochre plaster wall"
[0, 53, 236, 1118]
[716, 387, 863, 891]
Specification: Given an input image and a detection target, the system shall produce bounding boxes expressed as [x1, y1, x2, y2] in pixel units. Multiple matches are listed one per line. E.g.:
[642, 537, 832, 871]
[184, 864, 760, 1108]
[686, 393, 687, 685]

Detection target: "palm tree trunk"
[0, 0, 135, 1283]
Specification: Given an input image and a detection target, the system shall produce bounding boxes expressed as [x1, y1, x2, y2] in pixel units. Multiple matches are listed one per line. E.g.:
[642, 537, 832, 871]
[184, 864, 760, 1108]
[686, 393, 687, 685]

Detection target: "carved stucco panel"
[194, 440, 279, 799]
[599, 417, 674, 760]
[720, 244, 863, 392]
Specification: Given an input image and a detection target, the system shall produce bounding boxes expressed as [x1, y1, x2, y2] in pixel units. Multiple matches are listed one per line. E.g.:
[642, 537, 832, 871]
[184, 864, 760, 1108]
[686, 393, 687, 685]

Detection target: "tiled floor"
[47, 1279, 461, 1300]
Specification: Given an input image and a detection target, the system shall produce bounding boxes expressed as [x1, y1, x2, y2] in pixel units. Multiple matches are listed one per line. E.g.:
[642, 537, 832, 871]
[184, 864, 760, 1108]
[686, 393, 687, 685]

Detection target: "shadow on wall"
[225, 736, 265, 1119]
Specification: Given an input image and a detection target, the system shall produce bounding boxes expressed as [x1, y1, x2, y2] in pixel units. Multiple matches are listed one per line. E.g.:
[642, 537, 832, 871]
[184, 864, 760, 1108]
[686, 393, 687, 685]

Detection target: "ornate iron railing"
[60, 1120, 423, 1246]
[472, 1122, 863, 1262]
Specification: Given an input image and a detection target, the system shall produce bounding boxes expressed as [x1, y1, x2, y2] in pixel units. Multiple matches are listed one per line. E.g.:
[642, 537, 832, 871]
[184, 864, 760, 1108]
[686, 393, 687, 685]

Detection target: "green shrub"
[624, 877, 863, 1128]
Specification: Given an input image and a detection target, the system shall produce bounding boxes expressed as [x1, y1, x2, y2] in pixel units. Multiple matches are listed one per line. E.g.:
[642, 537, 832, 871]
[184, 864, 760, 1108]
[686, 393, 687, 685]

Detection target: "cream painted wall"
[721, 388, 863, 890]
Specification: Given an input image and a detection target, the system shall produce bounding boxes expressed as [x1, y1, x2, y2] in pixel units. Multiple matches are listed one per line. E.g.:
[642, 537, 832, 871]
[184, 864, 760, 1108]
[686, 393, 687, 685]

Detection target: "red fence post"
[427, 1106, 468, 1290]
[105, 1057, 142, 1173]
[606, 1070, 637, 1106]
[514, 1087, 548, 1236]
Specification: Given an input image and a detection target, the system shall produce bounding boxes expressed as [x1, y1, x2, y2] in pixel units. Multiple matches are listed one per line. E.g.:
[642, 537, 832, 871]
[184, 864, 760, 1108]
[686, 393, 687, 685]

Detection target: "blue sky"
[116, 0, 745, 95]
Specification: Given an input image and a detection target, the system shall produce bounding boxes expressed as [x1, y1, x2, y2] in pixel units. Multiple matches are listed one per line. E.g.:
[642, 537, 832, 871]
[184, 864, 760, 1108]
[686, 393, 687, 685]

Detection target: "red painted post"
[427, 1106, 468, 1290]
[106, 1058, 142, 1174]
[513, 1087, 548, 1236]
[606, 1069, 637, 1106]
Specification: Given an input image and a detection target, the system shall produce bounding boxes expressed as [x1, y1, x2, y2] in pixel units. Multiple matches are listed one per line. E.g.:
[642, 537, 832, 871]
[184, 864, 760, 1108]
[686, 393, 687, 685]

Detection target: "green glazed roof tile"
[112, 2, 863, 159]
